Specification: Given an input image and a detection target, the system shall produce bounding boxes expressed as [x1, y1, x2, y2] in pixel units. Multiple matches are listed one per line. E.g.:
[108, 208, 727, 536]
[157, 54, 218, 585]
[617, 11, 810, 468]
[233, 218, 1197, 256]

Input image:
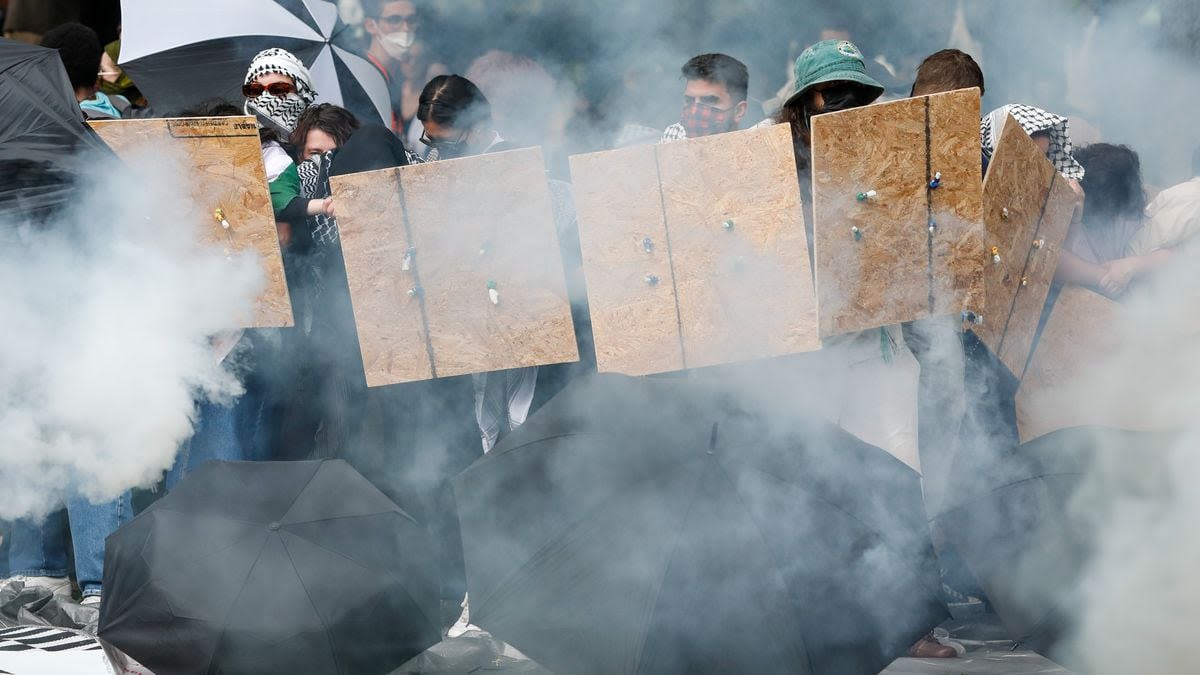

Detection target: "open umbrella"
[117, 0, 390, 124]
[99, 459, 441, 675]
[452, 374, 946, 675]
[934, 426, 1174, 656]
[0, 39, 106, 225]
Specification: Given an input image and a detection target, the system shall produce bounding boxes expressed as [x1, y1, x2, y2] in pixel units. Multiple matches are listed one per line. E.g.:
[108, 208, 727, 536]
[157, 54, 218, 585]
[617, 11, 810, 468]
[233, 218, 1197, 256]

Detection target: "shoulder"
[261, 141, 295, 182]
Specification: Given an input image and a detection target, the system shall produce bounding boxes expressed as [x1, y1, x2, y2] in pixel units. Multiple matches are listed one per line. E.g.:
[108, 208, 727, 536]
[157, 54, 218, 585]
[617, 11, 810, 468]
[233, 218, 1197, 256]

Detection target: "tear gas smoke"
[0, 144, 263, 520]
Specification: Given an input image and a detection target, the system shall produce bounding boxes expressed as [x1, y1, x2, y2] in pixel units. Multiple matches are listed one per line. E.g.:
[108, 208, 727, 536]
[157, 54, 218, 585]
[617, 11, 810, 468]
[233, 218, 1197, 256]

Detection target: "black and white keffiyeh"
[243, 48, 317, 134]
[981, 104, 1085, 180]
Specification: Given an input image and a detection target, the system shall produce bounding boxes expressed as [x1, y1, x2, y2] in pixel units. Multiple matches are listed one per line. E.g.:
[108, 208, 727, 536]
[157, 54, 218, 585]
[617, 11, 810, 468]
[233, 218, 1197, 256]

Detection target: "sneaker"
[80, 595, 102, 608]
[1, 575, 72, 599]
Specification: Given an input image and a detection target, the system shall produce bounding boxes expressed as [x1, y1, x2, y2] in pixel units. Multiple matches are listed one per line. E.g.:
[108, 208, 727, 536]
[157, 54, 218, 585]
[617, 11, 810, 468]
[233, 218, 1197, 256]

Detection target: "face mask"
[380, 30, 416, 58]
[245, 92, 308, 135]
[679, 101, 734, 138]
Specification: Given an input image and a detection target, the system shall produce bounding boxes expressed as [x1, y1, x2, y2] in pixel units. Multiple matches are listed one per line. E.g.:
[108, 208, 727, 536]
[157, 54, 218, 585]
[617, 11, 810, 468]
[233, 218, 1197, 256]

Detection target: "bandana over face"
[679, 101, 734, 138]
[243, 48, 317, 135]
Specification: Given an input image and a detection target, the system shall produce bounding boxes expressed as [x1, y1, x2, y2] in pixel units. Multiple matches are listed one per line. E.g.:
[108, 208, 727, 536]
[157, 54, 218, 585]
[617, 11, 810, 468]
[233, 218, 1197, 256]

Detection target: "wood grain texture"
[334, 148, 578, 386]
[1016, 287, 1120, 442]
[329, 167, 432, 386]
[976, 115, 1075, 379]
[569, 145, 683, 376]
[811, 88, 984, 337]
[656, 123, 820, 369]
[88, 116, 293, 327]
[399, 147, 578, 380]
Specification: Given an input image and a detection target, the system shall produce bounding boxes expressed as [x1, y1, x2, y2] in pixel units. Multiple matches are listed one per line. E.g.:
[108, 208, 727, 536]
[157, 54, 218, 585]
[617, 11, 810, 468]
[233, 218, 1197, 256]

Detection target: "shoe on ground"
[1, 575, 72, 599]
[907, 633, 958, 658]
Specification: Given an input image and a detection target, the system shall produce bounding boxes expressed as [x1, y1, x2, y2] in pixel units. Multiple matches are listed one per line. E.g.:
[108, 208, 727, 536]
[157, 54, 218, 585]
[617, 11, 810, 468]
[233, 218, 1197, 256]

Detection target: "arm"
[1054, 249, 1107, 288]
[1099, 249, 1177, 294]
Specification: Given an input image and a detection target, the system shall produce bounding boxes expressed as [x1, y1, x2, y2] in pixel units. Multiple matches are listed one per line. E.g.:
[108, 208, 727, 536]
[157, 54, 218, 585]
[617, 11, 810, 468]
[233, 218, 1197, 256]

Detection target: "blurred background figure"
[361, 0, 448, 143]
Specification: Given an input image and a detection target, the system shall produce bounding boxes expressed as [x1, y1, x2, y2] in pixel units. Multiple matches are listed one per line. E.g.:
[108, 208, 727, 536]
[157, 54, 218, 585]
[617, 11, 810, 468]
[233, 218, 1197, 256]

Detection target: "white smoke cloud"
[0, 144, 264, 521]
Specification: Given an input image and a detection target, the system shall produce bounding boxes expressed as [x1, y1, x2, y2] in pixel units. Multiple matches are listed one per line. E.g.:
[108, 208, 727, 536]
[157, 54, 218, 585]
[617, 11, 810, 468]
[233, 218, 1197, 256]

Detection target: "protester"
[39, 22, 129, 120]
[291, 103, 362, 164]
[1062, 143, 1172, 296]
[1126, 145, 1200, 257]
[661, 53, 750, 141]
[910, 48, 985, 97]
[361, 0, 448, 140]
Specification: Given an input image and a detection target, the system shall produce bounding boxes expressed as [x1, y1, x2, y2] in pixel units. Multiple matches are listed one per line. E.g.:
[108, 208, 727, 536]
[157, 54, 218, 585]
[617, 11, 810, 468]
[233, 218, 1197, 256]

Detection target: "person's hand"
[324, 197, 335, 217]
[305, 197, 333, 217]
[1099, 257, 1140, 296]
[276, 221, 292, 248]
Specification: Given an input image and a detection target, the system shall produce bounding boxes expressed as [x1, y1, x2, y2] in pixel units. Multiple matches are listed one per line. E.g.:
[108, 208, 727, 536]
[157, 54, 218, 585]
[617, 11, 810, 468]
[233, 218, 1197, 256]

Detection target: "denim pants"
[6, 491, 134, 598]
[166, 399, 247, 490]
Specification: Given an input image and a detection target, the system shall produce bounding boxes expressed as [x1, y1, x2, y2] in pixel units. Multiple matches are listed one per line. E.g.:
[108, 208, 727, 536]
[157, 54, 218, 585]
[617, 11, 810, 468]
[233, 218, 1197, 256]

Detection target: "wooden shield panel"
[976, 114, 1077, 378]
[1015, 287, 1121, 442]
[88, 116, 293, 327]
[569, 145, 683, 376]
[811, 88, 984, 337]
[656, 126, 818, 369]
[570, 124, 820, 376]
[332, 147, 578, 386]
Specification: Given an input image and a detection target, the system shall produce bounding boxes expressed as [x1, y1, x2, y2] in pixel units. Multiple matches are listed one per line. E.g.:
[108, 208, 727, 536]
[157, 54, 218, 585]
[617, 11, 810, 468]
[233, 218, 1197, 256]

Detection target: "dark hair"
[290, 104, 361, 151]
[417, 74, 491, 130]
[681, 53, 749, 103]
[910, 49, 985, 97]
[1076, 143, 1146, 227]
[175, 99, 242, 117]
[40, 23, 103, 91]
[362, 0, 420, 19]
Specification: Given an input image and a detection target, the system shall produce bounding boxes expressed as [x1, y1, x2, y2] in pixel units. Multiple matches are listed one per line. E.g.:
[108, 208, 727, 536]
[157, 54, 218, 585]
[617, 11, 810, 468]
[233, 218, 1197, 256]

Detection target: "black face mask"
[803, 84, 875, 129]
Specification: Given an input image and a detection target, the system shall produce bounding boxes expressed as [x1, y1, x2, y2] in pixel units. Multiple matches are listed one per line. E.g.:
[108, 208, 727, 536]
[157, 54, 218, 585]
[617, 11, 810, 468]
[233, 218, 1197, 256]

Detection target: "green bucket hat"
[784, 39, 884, 107]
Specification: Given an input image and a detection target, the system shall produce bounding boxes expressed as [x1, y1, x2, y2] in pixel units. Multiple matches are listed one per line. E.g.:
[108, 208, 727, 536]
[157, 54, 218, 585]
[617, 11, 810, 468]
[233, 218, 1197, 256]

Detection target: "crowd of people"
[4, 0, 1200, 663]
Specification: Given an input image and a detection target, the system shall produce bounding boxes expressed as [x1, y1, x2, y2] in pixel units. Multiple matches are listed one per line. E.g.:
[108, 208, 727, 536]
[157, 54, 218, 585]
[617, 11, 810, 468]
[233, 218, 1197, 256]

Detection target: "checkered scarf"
[981, 104, 1085, 180]
[243, 48, 316, 134]
[679, 101, 733, 138]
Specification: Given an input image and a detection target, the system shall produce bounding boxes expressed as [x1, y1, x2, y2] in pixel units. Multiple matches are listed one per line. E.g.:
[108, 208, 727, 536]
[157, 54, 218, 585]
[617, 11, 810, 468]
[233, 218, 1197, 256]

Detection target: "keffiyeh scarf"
[243, 48, 316, 134]
[981, 104, 1085, 180]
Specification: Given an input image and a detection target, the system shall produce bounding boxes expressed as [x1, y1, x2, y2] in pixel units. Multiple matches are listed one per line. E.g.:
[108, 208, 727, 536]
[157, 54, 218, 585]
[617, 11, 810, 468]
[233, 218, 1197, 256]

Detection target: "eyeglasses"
[378, 13, 418, 27]
[242, 81, 296, 98]
[419, 129, 467, 149]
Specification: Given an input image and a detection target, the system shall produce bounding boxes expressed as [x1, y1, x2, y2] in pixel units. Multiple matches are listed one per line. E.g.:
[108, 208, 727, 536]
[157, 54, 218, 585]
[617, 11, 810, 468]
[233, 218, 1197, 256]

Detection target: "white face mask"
[380, 30, 416, 58]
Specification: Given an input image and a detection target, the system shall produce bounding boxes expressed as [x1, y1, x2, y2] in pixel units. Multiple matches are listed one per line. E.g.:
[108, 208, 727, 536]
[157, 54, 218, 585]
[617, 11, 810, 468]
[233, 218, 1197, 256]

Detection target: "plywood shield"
[332, 147, 579, 387]
[975, 114, 1076, 379]
[88, 116, 293, 327]
[811, 88, 985, 337]
[570, 124, 820, 376]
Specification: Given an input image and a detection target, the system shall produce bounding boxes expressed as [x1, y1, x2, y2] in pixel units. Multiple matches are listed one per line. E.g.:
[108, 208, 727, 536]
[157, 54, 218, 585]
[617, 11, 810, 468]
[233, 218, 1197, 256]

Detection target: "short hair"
[417, 74, 491, 130]
[911, 49, 985, 98]
[361, 0, 419, 19]
[40, 23, 103, 91]
[681, 53, 749, 103]
[1075, 143, 1145, 225]
[289, 103, 361, 150]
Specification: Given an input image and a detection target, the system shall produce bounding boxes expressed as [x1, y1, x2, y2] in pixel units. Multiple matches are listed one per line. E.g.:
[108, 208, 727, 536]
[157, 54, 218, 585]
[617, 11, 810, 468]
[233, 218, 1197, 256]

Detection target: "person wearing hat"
[242, 48, 334, 236]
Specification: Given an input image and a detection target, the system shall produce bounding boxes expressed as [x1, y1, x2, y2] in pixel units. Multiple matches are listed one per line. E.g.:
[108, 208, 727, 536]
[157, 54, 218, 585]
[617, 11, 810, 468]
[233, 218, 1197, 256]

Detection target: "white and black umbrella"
[118, 0, 391, 126]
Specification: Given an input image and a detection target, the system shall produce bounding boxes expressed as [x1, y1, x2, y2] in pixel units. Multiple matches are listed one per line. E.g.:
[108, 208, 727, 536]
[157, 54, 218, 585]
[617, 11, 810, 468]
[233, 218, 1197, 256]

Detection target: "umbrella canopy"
[99, 459, 441, 675]
[935, 426, 1174, 656]
[118, 0, 391, 125]
[0, 39, 104, 225]
[452, 374, 946, 675]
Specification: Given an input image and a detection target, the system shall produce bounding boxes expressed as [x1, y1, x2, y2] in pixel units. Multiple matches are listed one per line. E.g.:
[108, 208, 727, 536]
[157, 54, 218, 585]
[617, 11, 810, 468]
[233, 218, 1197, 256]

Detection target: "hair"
[680, 53, 749, 103]
[361, 0, 418, 19]
[40, 23, 103, 91]
[417, 74, 491, 131]
[289, 104, 361, 150]
[910, 49, 985, 97]
[175, 99, 242, 118]
[1075, 143, 1146, 227]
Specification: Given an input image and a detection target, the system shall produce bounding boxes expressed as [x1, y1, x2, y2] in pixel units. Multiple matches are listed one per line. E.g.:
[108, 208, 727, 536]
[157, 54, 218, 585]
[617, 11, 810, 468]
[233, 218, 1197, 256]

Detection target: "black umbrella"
[934, 425, 1174, 657]
[0, 39, 105, 224]
[452, 374, 946, 675]
[99, 459, 441, 675]
[117, 0, 390, 124]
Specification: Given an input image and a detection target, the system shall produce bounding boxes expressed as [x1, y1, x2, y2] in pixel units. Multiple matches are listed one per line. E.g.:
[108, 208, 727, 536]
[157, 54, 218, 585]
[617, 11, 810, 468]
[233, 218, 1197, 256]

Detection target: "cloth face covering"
[381, 30, 416, 58]
[680, 101, 733, 138]
[243, 48, 317, 134]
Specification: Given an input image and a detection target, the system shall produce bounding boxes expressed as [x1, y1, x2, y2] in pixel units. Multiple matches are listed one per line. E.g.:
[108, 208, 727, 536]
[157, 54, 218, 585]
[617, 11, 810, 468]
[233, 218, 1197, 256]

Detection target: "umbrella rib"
[278, 462, 332, 524]
[207, 533, 272, 674]
[278, 534, 339, 673]
[933, 472, 1084, 519]
[284, 509, 414, 527]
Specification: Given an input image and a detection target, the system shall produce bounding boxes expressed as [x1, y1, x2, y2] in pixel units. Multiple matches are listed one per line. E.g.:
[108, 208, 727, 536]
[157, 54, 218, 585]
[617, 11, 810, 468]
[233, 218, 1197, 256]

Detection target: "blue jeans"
[166, 399, 246, 490]
[7, 491, 134, 597]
